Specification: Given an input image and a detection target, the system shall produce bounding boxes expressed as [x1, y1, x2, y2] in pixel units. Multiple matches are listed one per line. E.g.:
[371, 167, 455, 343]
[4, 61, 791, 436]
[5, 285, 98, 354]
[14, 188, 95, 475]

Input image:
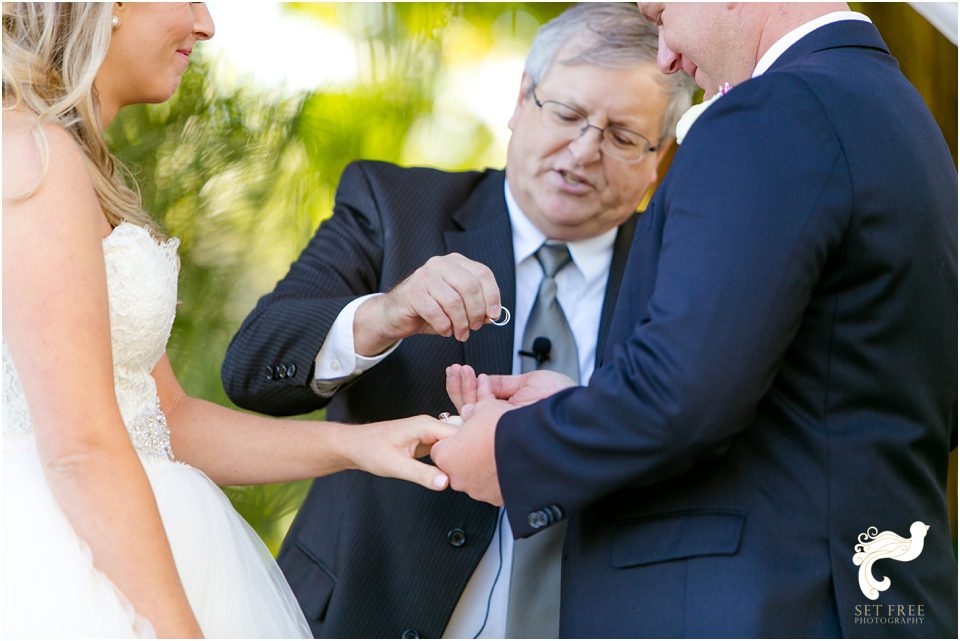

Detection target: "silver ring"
[438, 412, 451, 421]
[489, 306, 511, 327]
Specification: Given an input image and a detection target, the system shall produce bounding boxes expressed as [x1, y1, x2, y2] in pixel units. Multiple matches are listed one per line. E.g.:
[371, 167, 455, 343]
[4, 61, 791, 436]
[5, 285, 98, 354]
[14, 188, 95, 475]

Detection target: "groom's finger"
[477, 373, 526, 400]
[457, 364, 479, 408]
[446, 364, 464, 409]
[476, 374, 496, 402]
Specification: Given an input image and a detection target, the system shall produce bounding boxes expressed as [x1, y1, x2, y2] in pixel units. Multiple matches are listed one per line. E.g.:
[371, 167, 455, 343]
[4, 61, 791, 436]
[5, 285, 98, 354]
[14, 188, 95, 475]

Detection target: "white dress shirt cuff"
[311, 293, 401, 395]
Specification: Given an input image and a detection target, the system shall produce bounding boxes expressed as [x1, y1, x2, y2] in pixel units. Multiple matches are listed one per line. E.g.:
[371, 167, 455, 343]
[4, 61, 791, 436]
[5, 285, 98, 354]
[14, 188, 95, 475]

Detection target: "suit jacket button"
[286, 362, 297, 377]
[277, 364, 287, 379]
[528, 510, 549, 529]
[547, 505, 564, 522]
[401, 629, 419, 639]
[265, 366, 274, 381]
[447, 528, 467, 548]
[273, 365, 282, 380]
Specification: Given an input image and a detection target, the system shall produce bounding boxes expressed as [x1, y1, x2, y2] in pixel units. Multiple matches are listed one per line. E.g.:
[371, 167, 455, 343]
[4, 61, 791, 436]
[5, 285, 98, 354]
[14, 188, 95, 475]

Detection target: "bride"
[2, 3, 454, 637]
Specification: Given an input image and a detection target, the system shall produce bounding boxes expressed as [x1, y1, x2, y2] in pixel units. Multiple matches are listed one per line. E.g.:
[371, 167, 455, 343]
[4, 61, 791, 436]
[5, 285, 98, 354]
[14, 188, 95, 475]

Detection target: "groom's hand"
[353, 253, 501, 356]
[430, 398, 510, 505]
[446, 364, 577, 411]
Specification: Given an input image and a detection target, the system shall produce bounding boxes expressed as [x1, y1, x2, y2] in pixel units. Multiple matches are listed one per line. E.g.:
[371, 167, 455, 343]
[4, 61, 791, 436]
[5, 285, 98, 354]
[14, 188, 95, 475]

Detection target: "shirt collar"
[753, 11, 872, 78]
[504, 179, 618, 279]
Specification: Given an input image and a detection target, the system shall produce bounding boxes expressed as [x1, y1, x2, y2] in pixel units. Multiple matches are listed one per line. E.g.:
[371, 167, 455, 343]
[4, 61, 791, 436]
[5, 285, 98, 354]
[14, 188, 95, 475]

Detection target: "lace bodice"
[3, 223, 181, 460]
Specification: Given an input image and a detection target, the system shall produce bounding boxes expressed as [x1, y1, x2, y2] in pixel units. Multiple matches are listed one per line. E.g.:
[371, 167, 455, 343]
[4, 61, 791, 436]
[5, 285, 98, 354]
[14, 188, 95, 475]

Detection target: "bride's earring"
[111, 14, 120, 30]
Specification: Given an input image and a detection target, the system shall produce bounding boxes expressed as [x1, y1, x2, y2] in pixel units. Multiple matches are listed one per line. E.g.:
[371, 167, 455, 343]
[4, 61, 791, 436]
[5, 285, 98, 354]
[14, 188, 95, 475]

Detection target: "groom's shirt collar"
[753, 11, 872, 78]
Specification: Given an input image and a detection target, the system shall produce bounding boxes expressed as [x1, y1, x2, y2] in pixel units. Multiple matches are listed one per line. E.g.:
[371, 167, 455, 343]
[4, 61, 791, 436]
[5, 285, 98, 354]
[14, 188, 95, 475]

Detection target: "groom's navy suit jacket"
[221, 161, 636, 637]
[497, 21, 958, 638]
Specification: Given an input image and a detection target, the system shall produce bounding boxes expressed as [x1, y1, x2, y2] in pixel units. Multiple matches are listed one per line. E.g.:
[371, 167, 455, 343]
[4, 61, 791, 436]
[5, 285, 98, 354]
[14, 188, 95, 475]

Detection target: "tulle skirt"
[1, 434, 311, 638]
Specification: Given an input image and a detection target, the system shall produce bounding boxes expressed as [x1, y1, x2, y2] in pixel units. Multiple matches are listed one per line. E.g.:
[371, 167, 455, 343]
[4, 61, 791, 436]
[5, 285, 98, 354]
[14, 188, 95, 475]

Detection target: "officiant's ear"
[656, 142, 671, 165]
[646, 142, 672, 185]
[507, 73, 534, 131]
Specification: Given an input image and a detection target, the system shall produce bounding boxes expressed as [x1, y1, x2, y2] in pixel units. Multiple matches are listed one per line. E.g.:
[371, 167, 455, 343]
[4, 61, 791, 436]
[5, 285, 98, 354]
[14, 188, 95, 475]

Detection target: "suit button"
[277, 364, 287, 379]
[528, 510, 549, 529]
[401, 629, 419, 639]
[447, 528, 466, 548]
[273, 365, 282, 380]
[286, 362, 297, 377]
[265, 366, 274, 381]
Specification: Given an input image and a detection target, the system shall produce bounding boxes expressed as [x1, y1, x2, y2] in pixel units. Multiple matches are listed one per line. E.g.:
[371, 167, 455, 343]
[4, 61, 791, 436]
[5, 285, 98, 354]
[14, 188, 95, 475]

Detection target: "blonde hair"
[2, 2, 154, 231]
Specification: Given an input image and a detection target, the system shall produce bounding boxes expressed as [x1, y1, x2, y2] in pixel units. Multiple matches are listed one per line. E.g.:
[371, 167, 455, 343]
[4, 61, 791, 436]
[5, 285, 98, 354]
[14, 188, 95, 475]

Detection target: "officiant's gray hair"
[524, 2, 695, 144]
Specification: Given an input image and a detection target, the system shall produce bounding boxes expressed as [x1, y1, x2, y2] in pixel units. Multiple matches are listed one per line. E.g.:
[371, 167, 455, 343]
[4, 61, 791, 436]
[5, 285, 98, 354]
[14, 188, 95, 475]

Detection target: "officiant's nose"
[567, 127, 603, 165]
[657, 29, 680, 74]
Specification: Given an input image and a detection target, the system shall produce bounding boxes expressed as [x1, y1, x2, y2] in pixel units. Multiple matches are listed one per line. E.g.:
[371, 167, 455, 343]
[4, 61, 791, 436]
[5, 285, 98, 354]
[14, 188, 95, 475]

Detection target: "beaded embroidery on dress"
[2, 223, 310, 638]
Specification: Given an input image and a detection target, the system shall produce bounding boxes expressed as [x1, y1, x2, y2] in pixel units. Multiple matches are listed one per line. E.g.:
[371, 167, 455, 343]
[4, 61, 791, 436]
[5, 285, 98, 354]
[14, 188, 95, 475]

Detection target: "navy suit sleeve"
[498, 74, 854, 536]
[221, 161, 386, 416]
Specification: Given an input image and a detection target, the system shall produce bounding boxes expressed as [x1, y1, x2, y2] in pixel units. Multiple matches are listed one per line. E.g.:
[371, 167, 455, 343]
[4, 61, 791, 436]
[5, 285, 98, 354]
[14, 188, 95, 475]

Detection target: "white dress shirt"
[442, 181, 616, 638]
[752, 11, 872, 78]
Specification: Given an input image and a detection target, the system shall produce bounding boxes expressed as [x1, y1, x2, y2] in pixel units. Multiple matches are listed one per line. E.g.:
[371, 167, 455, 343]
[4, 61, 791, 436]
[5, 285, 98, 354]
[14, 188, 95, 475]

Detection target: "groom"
[221, 3, 694, 637]
[433, 2, 958, 637]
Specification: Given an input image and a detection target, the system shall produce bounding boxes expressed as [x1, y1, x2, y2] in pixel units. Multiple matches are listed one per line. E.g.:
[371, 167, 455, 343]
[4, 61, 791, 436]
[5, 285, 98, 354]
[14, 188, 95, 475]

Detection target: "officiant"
[221, 3, 694, 637]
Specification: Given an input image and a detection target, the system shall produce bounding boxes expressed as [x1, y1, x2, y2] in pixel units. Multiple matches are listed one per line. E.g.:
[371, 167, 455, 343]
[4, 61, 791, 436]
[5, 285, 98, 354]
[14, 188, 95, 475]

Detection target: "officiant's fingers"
[444, 259, 500, 330]
[423, 278, 471, 340]
[440, 263, 498, 335]
[443, 263, 487, 341]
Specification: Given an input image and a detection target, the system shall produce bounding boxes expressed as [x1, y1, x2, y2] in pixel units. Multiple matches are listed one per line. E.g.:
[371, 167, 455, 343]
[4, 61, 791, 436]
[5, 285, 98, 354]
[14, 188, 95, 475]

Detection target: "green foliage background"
[107, 2, 571, 554]
[106, 3, 957, 556]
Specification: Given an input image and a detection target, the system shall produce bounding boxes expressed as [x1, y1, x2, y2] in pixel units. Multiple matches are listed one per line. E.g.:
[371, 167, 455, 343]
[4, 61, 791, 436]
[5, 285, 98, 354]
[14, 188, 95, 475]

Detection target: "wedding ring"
[488, 306, 511, 327]
[438, 412, 463, 426]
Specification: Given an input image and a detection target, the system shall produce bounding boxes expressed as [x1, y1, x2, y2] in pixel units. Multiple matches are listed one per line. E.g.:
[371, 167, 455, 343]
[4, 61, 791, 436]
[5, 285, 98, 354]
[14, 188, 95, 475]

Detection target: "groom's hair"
[524, 2, 696, 144]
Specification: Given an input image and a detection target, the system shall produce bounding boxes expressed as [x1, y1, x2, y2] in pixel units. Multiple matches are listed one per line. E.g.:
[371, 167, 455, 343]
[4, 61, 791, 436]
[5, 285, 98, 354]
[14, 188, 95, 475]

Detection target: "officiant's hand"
[353, 253, 501, 356]
[345, 416, 458, 491]
[446, 364, 576, 411]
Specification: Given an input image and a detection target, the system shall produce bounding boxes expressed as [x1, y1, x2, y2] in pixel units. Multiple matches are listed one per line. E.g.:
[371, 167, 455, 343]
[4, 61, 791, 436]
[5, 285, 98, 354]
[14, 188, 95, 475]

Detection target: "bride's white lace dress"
[1, 223, 311, 638]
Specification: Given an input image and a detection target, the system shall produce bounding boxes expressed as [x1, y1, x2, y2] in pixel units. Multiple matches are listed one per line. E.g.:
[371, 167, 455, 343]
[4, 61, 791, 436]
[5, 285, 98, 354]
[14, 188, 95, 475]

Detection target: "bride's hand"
[344, 416, 457, 491]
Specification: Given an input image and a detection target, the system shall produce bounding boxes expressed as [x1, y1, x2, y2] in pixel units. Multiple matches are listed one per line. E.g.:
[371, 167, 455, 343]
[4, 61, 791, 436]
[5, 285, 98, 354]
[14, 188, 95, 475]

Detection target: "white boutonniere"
[676, 82, 733, 145]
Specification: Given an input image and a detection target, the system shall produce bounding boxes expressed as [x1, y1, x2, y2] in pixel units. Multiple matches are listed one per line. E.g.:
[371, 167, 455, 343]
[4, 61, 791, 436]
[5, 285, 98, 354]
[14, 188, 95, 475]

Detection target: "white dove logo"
[852, 521, 929, 600]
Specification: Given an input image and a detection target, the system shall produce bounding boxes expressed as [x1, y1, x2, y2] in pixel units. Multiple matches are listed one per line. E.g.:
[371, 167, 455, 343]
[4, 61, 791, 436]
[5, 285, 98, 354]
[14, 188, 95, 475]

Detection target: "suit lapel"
[595, 213, 639, 367]
[444, 171, 517, 376]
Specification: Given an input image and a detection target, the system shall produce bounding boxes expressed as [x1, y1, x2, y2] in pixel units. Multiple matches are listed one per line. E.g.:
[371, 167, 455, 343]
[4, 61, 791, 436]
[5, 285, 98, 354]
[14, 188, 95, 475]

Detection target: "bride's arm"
[154, 356, 454, 489]
[2, 121, 202, 638]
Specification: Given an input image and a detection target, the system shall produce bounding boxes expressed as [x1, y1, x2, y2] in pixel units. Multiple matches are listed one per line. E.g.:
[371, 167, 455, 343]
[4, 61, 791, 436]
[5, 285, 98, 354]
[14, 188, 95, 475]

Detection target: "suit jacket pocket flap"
[612, 510, 744, 568]
[282, 540, 336, 620]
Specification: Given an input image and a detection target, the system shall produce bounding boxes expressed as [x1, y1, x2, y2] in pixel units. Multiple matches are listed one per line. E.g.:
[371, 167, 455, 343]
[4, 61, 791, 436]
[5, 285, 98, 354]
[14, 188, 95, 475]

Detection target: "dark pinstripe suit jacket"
[221, 161, 637, 638]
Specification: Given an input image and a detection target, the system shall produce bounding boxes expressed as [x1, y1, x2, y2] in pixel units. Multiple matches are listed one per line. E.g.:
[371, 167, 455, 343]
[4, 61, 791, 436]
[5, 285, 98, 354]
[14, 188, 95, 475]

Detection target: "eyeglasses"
[532, 86, 658, 163]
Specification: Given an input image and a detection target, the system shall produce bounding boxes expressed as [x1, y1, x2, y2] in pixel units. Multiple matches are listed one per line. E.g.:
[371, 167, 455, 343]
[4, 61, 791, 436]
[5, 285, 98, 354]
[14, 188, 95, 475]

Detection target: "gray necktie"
[506, 242, 578, 639]
[519, 243, 580, 383]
